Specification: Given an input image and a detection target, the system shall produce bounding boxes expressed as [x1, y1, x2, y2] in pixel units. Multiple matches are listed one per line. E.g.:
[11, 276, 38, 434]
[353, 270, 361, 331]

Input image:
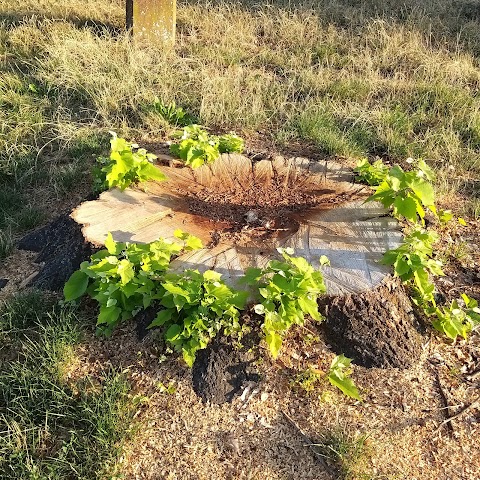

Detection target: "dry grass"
[1, 1, 479, 229]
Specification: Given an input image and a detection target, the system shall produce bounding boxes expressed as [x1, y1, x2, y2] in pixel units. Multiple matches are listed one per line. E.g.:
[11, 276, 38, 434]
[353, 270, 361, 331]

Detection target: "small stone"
[429, 352, 445, 365]
[244, 210, 259, 224]
[246, 413, 255, 423]
[260, 392, 269, 402]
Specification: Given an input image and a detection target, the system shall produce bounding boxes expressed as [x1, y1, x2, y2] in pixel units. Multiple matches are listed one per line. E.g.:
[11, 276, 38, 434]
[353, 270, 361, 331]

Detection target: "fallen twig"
[281, 410, 336, 477]
[434, 395, 480, 434]
[434, 370, 455, 435]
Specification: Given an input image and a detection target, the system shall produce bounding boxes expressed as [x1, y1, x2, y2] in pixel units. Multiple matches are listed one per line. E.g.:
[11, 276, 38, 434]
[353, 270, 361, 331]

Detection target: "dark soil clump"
[17, 215, 94, 291]
[192, 336, 260, 404]
[320, 279, 423, 368]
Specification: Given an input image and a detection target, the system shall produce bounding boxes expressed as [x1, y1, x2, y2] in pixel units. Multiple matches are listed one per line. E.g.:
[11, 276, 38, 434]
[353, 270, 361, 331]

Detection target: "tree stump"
[72, 154, 402, 295]
[70, 154, 423, 368]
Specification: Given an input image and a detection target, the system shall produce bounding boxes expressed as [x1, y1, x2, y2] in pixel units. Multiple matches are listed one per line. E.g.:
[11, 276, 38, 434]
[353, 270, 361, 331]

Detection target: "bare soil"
[65, 318, 480, 480]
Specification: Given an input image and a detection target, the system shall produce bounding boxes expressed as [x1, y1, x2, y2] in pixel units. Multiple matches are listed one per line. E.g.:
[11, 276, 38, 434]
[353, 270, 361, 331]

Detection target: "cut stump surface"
[72, 154, 403, 296]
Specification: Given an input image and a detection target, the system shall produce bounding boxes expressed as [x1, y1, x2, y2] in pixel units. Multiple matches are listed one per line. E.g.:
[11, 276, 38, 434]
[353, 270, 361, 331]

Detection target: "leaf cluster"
[367, 159, 436, 224]
[150, 98, 196, 126]
[381, 227, 444, 304]
[243, 248, 327, 358]
[64, 231, 248, 365]
[353, 158, 388, 186]
[64, 230, 201, 334]
[94, 132, 167, 191]
[291, 355, 361, 401]
[432, 294, 480, 340]
[149, 269, 247, 366]
[357, 157, 480, 340]
[170, 125, 244, 169]
[291, 367, 323, 393]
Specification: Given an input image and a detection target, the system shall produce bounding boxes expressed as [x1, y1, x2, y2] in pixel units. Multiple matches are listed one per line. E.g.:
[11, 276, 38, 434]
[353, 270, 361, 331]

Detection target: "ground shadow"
[0, 11, 123, 37]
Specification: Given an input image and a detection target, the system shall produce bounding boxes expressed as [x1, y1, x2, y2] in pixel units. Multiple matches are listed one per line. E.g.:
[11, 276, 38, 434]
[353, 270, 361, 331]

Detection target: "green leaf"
[104, 232, 118, 255]
[394, 256, 410, 276]
[173, 229, 188, 240]
[138, 162, 167, 182]
[240, 267, 263, 285]
[203, 270, 222, 282]
[182, 348, 196, 367]
[286, 255, 311, 273]
[319, 255, 330, 266]
[64, 270, 89, 301]
[458, 217, 467, 226]
[117, 259, 135, 285]
[298, 295, 321, 321]
[254, 304, 266, 315]
[416, 159, 435, 181]
[328, 371, 361, 400]
[166, 323, 183, 342]
[218, 133, 244, 154]
[409, 178, 435, 207]
[265, 330, 282, 359]
[163, 282, 191, 299]
[97, 305, 122, 325]
[328, 354, 361, 400]
[185, 235, 203, 251]
[393, 195, 418, 222]
[149, 309, 174, 328]
[432, 310, 469, 340]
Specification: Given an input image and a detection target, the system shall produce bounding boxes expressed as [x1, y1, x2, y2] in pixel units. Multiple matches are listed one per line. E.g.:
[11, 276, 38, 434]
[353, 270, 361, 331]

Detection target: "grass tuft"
[0, 295, 133, 479]
[313, 428, 373, 480]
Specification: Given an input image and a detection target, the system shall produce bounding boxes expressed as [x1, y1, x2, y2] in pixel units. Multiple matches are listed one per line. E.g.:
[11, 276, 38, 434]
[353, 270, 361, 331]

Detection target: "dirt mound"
[17, 215, 94, 291]
[192, 336, 260, 404]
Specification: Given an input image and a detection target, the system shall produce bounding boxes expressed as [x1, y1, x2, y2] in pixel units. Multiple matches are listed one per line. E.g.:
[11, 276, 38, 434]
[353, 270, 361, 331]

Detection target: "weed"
[289, 106, 360, 157]
[354, 158, 389, 186]
[292, 367, 323, 393]
[0, 229, 13, 260]
[64, 230, 249, 365]
[312, 429, 372, 480]
[242, 248, 328, 358]
[53, 161, 86, 194]
[170, 125, 244, 168]
[94, 133, 167, 191]
[148, 98, 196, 127]
[148, 268, 247, 366]
[327, 355, 361, 401]
[367, 159, 437, 225]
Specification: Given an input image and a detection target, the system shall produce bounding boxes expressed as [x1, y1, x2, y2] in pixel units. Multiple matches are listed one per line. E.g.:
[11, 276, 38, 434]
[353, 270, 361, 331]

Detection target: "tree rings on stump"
[72, 154, 402, 295]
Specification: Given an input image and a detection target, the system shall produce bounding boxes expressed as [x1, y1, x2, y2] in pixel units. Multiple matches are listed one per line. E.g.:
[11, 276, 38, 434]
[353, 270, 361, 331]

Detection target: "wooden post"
[126, 0, 133, 31]
[126, 0, 176, 44]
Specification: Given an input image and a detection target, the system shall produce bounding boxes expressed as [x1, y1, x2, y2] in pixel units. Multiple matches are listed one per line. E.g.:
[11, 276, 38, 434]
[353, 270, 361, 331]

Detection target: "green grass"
[312, 428, 373, 480]
[0, 292, 133, 480]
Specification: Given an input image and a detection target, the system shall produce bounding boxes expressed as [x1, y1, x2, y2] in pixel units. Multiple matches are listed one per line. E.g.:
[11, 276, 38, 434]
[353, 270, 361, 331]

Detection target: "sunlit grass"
[0, 292, 132, 480]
